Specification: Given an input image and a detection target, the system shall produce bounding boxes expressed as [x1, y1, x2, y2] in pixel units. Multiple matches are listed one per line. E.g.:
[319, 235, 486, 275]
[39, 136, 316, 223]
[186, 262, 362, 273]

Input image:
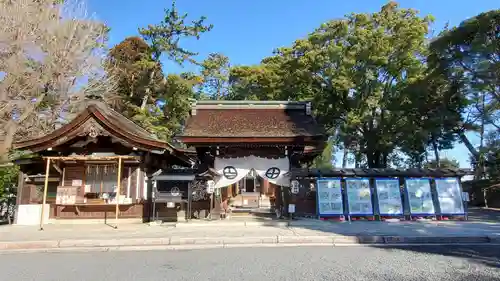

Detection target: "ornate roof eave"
[13, 104, 168, 152]
[12, 102, 193, 166]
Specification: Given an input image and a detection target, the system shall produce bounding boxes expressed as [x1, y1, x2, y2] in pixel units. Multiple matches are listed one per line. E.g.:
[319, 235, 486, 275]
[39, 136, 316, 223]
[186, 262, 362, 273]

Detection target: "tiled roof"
[179, 100, 323, 138]
[12, 100, 188, 159]
[89, 101, 159, 141]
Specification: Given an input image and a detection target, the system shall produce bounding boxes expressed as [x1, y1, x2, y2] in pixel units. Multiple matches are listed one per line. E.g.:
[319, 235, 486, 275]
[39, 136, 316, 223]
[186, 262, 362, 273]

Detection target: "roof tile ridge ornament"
[192, 100, 310, 110]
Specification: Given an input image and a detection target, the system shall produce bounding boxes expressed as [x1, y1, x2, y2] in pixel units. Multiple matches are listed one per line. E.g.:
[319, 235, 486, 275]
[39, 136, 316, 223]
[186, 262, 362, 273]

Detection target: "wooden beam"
[51, 161, 62, 174]
[43, 156, 140, 161]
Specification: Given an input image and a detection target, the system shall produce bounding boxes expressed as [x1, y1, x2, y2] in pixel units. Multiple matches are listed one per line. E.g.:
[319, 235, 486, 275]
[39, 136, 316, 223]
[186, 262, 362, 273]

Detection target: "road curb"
[0, 235, 494, 253]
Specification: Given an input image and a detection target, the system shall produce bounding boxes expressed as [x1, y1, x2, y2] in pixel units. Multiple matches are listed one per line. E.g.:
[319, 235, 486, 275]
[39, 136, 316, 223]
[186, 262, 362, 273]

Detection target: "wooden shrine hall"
[12, 99, 194, 227]
[174, 100, 326, 218]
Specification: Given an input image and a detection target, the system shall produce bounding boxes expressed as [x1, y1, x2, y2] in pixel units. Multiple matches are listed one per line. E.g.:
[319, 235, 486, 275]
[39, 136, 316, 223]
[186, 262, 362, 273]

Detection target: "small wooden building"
[176, 100, 325, 217]
[13, 100, 193, 226]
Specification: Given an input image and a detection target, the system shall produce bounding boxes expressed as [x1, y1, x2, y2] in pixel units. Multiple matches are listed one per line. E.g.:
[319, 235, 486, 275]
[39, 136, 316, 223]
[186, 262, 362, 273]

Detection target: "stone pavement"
[1, 219, 500, 253]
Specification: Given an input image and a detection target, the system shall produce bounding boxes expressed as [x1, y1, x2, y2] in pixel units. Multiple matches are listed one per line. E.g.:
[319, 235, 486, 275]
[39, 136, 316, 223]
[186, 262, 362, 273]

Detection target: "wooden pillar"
[14, 170, 25, 224]
[39, 157, 51, 231]
[114, 157, 122, 228]
[145, 175, 154, 223]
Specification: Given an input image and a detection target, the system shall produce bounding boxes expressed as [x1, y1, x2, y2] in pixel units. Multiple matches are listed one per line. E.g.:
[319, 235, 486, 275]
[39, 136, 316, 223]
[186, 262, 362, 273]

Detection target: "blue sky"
[87, 0, 499, 168]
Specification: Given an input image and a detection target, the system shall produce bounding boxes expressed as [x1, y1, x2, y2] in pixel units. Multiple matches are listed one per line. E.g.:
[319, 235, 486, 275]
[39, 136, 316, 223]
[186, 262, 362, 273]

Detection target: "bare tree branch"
[0, 0, 117, 158]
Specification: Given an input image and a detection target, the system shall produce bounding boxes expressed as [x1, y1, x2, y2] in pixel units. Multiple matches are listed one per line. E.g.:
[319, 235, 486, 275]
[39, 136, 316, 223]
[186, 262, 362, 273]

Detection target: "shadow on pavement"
[364, 269, 500, 281]
[264, 208, 500, 270]
[373, 245, 500, 270]
[467, 207, 500, 222]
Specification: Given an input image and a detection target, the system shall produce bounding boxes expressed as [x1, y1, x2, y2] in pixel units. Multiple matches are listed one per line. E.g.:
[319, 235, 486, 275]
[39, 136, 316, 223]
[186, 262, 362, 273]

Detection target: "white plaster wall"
[16, 204, 50, 225]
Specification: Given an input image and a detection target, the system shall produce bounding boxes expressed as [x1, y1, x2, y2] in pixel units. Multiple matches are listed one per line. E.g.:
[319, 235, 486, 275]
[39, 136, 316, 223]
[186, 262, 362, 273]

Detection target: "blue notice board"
[435, 177, 464, 215]
[345, 178, 373, 215]
[375, 178, 403, 216]
[404, 178, 435, 215]
[316, 178, 343, 216]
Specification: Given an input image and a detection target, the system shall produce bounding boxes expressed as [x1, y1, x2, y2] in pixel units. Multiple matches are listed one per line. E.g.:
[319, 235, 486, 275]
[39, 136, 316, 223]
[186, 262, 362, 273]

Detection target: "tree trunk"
[432, 140, 440, 168]
[382, 152, 388, 168]
[475, 93, 487, 180]
[141, 69, 156, 110]
[355, 151, 362, 168]
[342, 149, 348, 168]
[0, 124, 17, 162]
[367, 150, 384, 168]
[457, 130, 480, 161]
[0, 90, 48, 162]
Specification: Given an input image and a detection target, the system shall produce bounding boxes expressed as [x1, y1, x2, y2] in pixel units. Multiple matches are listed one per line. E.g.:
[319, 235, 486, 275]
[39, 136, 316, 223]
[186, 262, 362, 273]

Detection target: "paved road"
[1, 246, 499, 281]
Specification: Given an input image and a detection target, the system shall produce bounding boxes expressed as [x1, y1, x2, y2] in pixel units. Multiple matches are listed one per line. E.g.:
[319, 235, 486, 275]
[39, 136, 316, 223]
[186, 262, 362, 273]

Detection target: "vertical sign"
[404, 178, 435, 215]
[345, 178, 373, 215]
[435, 178, 464, 215]
[316, 178, 343, 216]
[375, 178, 403, 215]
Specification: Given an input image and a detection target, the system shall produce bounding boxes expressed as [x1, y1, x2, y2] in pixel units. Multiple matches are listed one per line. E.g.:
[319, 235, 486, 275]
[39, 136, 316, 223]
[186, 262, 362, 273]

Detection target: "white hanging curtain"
[214, 156, 290, 188]
[214, 157, 253, 188]
[253, 156, 290, 187]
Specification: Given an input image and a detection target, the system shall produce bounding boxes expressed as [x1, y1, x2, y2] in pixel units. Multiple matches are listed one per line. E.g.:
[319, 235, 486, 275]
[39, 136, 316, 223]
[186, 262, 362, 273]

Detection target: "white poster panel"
[405, 178, 435, 215]
[346, 178, 373, 215]
[435, 178, 464, 214]
[316, 178, 343, 216]
[375, 178, 403, 215]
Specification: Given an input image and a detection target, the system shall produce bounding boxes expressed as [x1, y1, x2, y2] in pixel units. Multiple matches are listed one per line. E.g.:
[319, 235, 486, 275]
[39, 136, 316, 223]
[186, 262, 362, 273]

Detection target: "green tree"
[106, 1, 212, 141]
[228, 64, 282, 100]
[226, 3, 464, 169]
[311, 138, 335, 169]
[399, 73, 466, 168]
[428, 10, 499, 165]
[138, 0, 212, 110]
[484, 131, 500, 179]
[106, 36, 160, 113]
[248, 3, 433, 168]
[199, 53, 230, 100]
[0, 164, 18, 222]
[423, 158, 460, 169]
[161, 74, 199, 137]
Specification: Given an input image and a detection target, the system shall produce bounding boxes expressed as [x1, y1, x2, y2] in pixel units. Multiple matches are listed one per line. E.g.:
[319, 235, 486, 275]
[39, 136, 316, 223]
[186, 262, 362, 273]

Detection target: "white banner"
[253, 156, 290, 187]
[214, 156, 290, 188]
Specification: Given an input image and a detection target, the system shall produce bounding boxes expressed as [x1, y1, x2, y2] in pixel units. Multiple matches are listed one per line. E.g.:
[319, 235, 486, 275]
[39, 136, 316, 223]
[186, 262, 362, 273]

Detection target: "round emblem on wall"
[170, 186, 180, 196]
[265, 167, 281, 179]
[223, 166, 238, 180]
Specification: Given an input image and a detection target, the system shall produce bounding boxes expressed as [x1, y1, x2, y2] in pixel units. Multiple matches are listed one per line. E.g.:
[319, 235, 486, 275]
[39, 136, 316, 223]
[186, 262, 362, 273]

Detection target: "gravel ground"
[1, 245, 499, 281]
